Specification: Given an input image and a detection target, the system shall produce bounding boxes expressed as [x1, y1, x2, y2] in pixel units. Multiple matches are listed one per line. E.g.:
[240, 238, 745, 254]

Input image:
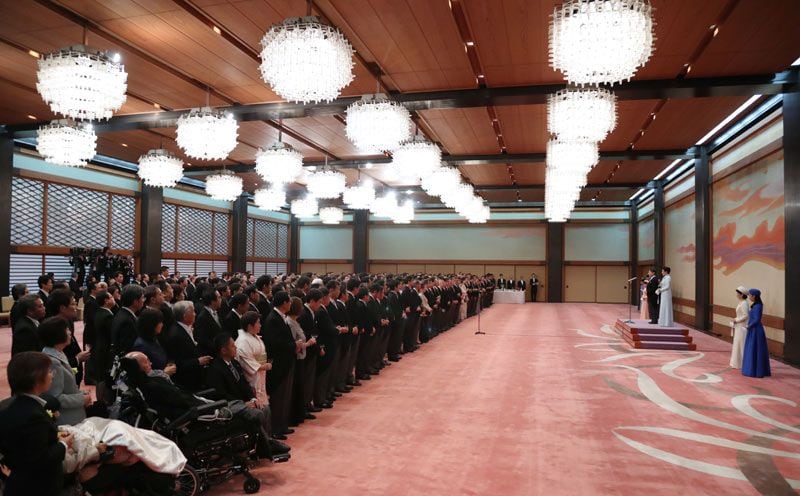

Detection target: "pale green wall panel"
[15, 153, 141, 191]
[299, 226, 353, 259]
[564, 224, 630, 261]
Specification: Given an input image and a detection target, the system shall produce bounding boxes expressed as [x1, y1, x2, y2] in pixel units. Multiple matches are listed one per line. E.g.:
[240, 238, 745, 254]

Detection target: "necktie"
[228, 361, 240, 381]
[212, 310, 220, 326]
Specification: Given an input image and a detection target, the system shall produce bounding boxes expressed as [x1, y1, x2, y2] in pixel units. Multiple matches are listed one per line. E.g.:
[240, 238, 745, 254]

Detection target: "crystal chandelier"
[346, 94, 411, 152]
[421, 165, 461, 197]
[259, 16, 354, 103]
[319, 206, 344, 225]
[176, 107, 238, 161]
[137, 149, 183, 188]
[306, 169, 346, 199]
[390, 136, 442, 182]
[370, 191, 398, 218]
[546, 139, 599, 173]
[549, 0, 655, 85]
[441, 183, 475, 209]
[291, 196, 319, 218]
[343, 180, 376, 209]
[467, 204, 490, 224]
[205, 169, 243, 201]
[255, 142, 303, 184]
[254, 185, 286, 211]
[36, 120, 96, 167]
[391, 200, 414, 224]
[36, 45, 127, 120]
[548, 88, 617, 141]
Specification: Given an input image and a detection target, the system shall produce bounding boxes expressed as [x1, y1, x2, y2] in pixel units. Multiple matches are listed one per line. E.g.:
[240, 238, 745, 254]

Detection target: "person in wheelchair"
[124, 351, 290, 458]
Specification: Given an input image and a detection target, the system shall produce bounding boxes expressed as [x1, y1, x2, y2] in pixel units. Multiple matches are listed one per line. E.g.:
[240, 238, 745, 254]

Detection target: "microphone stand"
[625, 277, 638, 323]
[475, 294, 485, 335]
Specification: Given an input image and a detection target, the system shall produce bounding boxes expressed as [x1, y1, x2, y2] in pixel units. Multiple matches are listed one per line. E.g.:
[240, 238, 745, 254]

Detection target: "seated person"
[132, 307, 175, 376]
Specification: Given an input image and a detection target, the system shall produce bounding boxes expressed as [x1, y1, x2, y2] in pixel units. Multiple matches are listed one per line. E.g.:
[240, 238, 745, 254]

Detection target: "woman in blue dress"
[741, 288, 771, 378]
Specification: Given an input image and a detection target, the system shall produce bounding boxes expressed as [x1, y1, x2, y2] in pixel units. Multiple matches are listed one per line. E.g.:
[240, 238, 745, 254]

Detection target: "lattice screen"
[246, 219, 254, 257]
[9, 254, 44, 292]
[177, 206, 213, 254]
[47, 183, 108, 247]
[110, 195, 135, 250]
[161, 203, 177, 253]
[277, 223, 289, 258]
[11, 177, 44, 245]
[254, 220, 278, 257]
[214, 212, 229, 255]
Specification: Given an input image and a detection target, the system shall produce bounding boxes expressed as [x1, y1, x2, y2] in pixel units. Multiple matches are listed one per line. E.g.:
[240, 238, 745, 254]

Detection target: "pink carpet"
[2, 303, 799, 495]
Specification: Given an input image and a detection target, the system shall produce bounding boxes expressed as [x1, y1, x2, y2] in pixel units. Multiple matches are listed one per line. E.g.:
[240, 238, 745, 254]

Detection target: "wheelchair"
[113, 358, 289, 495]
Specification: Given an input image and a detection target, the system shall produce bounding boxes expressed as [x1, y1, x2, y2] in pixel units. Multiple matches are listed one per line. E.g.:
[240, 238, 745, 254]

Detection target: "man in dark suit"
[314, 288, 339, 408]
[10, 294, 46, 356]
[497, 273, 507, 291]
[110, 284, 144, 357]
[400, 280, 421, 353]
[529, 273, 539, 302]
[215, 282, 232, 320]
[223, 293, 250, 337]
[325, 281, 352, 393]
[261, 291, 298, 437]
[516, 278, 526, 292]
[36, 273, 54, 304]
[255, 275, 273, 321]
[385, 279, 405, 362]
[68, 272, 81, 302]
[646, 268, 660, 324]
[194, 289, 224, 357]
[163, 300, 212, 392]
[82, 281, 101, 353]
[343, 279, 362, 386]
[92, 290, 117, 403]
[297, 290, 321, 415]
[0, 352, 67, 496]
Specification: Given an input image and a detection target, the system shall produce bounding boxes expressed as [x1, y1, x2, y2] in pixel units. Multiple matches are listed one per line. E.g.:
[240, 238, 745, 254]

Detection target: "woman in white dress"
[459, 280, 468, 322]
[655, 267, 673, 327]
[235, 311, 271, 408]
[729, 286, 750, 368]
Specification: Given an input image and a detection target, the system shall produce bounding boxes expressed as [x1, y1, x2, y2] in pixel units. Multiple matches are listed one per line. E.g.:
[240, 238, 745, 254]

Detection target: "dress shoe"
[304, 413, 317, 420]
[335, 386, 352, 393]
[320, 402, 333, 409]
[383, 360, 391, 366]
[352, 380, 362, 386]
[308, 405, 323, 413]
[272, 433, 287, 440]
[269, 439, 291, 454]
[332, 392, 343, 397]
[388, 356, 400, 362]
[359, 374, 371, 380]
[282, 428, 295, 435]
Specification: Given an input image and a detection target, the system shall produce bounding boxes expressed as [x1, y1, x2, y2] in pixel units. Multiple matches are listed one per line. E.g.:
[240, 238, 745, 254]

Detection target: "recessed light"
[212, 25, 222, 35]
[121, 143, 128, 147]
[405, 189, 413, 194]
[111, 52, 121, 63]
[364, 162, 373, 169]
[27, 114, 36, 120]
[153, 103, 161, 109]
[477, 74, 485, 78]
[466, 41, 474, 47]
[28, 50, 39, 58]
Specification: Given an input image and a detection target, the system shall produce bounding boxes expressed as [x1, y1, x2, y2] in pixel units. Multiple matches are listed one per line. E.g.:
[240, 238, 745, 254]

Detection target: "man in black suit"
[400, 279, 421, 353]
[343, 279, 362, 386]
[326, 281, 352, 393]
[215, 282, 232, 320]
[0, 352, 68, 496]
[224, 293, 250, 337]
[529, 273, 539, 302]
[516, 278, 526, 292]
[10, 294, 46, 356]
[385, 279, 405, 362]
[356, 286, 377, 380]
[82, 281, 102, 354]
[163, 300, 212, 392]
[68, 272, 81, 302]
[646, 268, 660, 324]
[195, 289, 225, 356]
[296, 289, 321, 416]
[92, 290, 117, 403]
[497, 273, 507, 291]
[110, 284, 144, 358]
[255, 275, 273, 321]
[261, 291, 298, 437]
[37, 273, 54, 303]
[314, 288, 339, 408]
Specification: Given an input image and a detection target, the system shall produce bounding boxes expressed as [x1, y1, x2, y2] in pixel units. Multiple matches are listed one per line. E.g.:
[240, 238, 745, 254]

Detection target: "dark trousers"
[531, 287, 538, 302]
[302, 354, 317, 405]
[356, 332, 373, 376]
[347, 335, 360, 381]
[388, 317, 405, 359]
[290, 358, 306, 424]
[314, 358, 333, 406]
[403, 314, 419, 351]
[267, 363, 294, 434]
[647, 296, 660, 323]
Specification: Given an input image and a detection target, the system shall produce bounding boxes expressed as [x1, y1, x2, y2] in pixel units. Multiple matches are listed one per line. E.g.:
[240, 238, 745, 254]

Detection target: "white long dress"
[235, 329, 269, 407]
[657, 274, 673, 327]
[729, 299, 750, 368]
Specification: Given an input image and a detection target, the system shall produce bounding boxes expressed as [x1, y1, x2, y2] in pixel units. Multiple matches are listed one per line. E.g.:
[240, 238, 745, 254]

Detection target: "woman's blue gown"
[741, 303, 771, 378]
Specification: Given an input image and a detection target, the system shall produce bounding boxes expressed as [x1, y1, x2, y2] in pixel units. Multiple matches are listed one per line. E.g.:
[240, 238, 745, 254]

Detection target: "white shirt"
[177, 321, 196, 344]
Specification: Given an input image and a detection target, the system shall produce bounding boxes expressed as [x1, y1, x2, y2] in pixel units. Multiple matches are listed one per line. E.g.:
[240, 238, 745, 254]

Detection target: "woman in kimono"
[235, 311, 271, 407]
[729, 286, 750, 369]
[655, 267, 673, 327]
[741, 288, 771, 378]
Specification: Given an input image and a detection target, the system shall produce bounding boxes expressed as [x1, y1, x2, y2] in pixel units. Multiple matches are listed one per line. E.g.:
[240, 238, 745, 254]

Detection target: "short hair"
[171, 284, 183, 302]
[230, 293, 249, 309]
[663, 266, 671, 274]
[306, 288, 322, 303]
[288, 296, 304, 317]
[39, 316, 70, 348]
[173, 300, 194, 322]
[346, 278, 360, 291]
[213, 333, 233, 356]
[241, 311, 260, 330]
[7, 351, 53, 395]
[270, 283, 284, 295]
[256, 275, 272, 291]
[273, 290, 290, 307]
[326, 280, 339, 290]
[18, 294, 41, 315]
[38, 274, 53, 288]
[155, 280, 169, 292]
[46, 288, 73, 316]
[96, 290, 113, 306]
[143, 285, 161, 305]
[137, 307, 164, 342]
[121, 284, 145, 307]
[319, 287, 329, 298]
[112, 271, 123, 279]
[11, 283, 27, 300]
[230, 282, 242, 294]
[202, 289, 220, 306]
[160, 265, 169, 273]
[356, 287, 369, 299]
[244, 285, 258, 297]
[369, 283, 382, 293]
[387, 279, 398, 290]
[297, 276, 311, 289]
[215, 282, 229, 295]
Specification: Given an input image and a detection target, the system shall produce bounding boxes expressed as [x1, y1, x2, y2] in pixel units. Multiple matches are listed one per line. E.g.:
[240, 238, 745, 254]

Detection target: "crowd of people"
[1, 268, 497, 494]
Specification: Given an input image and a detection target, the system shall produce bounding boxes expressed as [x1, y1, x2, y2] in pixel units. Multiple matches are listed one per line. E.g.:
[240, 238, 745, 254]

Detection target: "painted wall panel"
[664, 197, 695, 302]
[637, 218, 655, 261]
[368, 225, 546, 261]
[564, 224, 629, 261]
[712, 113, 782, 176]
[299, 226, 353, 260]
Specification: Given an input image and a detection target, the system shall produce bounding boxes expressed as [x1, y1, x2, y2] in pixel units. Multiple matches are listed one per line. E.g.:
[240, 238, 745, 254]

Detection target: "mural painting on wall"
[712, 151, 785, 317]
[637, 218, 655, 261]
[665, 198, 696, 303]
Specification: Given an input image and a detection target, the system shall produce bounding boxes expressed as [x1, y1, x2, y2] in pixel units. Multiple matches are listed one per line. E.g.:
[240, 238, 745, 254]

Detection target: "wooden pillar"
[653, 180, 665, 271]
[289, 217, 299, 274]
[0, 135, 12, 296]
[784, 93, 800, 362]
[694, 148, 712, 332]
[629, 203, 639, 306]
[230, 194, 248, 273]
[139, 185, 163, 276]
[353, 210, 368, 273]
[546, 222, 564, 302]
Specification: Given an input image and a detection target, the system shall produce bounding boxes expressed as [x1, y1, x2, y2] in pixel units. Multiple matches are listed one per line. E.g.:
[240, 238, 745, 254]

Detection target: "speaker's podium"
[614, 319, 696, 351]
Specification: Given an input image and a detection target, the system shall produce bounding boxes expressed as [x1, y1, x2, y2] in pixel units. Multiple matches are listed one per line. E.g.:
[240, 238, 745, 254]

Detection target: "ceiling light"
[466, 41, 475, 46]
[306, 169, 346, 199]
[319, 206, 344, 224]
[291, 196, 319, 218]
[259, 16, 355, 103]
[212, 26, 222, 35]
[137, 149, 184, 188]
[176, 107, 238, 160]
[346, 94, 411, 152]
[205, 169, 243, 201]
[370, 191, 398, 218]
[390, 136, 442, 182]
[546, 139, 599, 173]
[28, 49, 39, 58]
[253, 185, 286, 211]
[421, 166, 462, 197]
[547, 87, 617, 141]
[695, 94, 762, 145]
[36, 120, 96, 167]
[121, 143, 128, 147]
[549, 0, 655, 85]
[27, 115, 37, 120]
[255, 141, 303, 184]
[36, 45, 127, 120]
[364, 162, 373, 169]
[391, 200, 414, 224]
[343, 180, 376, 209]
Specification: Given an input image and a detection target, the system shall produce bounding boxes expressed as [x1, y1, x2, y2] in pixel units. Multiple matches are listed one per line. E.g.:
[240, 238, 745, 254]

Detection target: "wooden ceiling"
[1, 0, 798, 205]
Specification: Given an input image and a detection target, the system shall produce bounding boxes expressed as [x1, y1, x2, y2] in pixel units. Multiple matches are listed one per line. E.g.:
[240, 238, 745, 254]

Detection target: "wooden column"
[0, 135, 12, 296]
[289, 217, 299, 274]
[230, 194, 248, 273]
[139, 185, 163, 276]
[653, 180, 665, 271]
[546, 222, 564, 302]
[694, 148, 712, 332]
[784, 93, 800, 362]
[353, 210, 368, 274]
[629, 204, 639, 306]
